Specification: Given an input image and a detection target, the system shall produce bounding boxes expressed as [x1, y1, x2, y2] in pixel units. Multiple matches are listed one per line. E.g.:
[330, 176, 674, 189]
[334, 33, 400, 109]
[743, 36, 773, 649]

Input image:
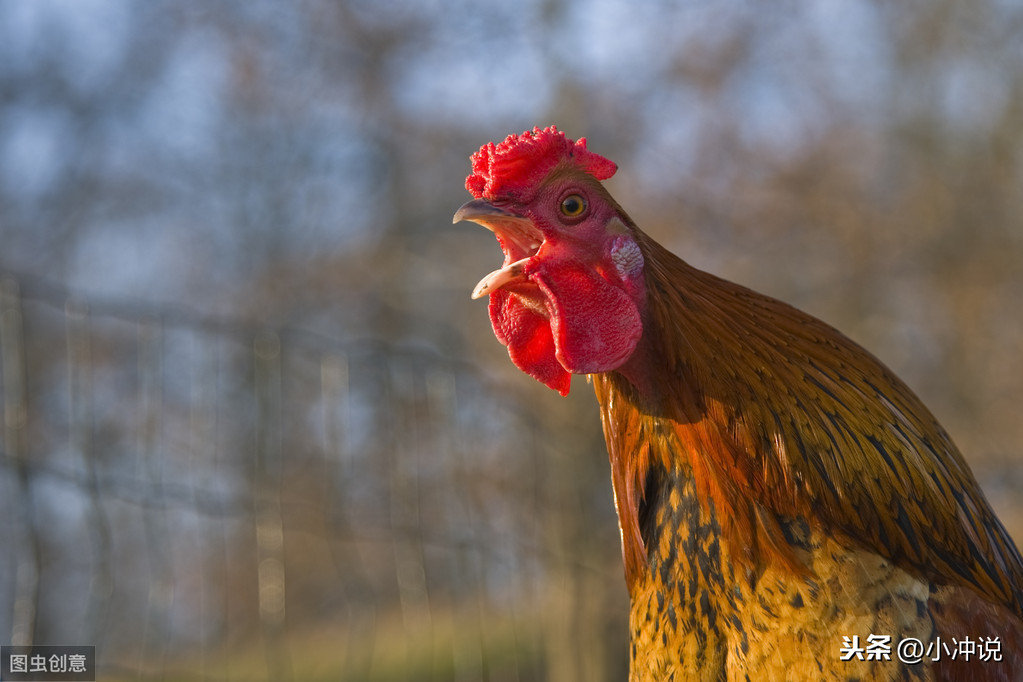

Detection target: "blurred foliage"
[0, 0, 1021, 680]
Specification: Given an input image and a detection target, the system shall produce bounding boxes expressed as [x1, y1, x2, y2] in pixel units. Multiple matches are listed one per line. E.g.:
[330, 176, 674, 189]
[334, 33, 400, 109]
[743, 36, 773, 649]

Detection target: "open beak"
[453, 199, 545, 299]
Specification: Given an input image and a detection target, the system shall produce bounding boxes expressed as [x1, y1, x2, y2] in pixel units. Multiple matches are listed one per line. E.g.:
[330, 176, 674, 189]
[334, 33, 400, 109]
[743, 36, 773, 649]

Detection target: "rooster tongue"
[472, 256, 532, 300]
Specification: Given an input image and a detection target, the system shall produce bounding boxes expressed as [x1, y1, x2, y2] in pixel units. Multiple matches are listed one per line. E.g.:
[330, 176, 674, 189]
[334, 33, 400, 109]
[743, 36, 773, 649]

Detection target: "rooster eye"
[559, 194, 587, 218]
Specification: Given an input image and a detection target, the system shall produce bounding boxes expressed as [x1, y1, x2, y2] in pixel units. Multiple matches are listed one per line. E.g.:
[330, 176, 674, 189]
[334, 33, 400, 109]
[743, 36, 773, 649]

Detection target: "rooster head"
[454, 126, 646, 395]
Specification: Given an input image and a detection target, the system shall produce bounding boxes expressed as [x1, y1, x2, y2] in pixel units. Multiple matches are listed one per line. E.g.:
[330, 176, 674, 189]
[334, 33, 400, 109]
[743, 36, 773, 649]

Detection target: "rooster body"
[455, 127, 1023, 680]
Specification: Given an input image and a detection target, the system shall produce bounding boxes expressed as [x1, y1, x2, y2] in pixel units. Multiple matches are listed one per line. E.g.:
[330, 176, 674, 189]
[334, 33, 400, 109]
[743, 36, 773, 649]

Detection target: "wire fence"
[0, 272, 629, 681]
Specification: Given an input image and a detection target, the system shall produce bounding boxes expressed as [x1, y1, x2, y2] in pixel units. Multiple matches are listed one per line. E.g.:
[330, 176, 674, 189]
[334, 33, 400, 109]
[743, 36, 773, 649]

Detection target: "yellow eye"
[559, 194, 587, 218]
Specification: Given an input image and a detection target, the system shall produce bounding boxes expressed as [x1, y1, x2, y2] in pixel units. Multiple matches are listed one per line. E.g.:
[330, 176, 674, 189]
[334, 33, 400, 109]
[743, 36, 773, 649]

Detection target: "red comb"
[466, 126, 617, 201]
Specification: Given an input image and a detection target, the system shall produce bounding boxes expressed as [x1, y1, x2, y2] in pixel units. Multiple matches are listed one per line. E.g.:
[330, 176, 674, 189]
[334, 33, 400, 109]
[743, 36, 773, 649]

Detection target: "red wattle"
[489, 290, 572, 395]
[486, 260, 642, 396]
[537, 264, 642, 375]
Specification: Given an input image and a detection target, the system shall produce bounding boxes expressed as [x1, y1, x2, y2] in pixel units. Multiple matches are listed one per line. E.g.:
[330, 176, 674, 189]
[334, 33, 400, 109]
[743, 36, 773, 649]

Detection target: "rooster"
[454, 127, 1023, 681]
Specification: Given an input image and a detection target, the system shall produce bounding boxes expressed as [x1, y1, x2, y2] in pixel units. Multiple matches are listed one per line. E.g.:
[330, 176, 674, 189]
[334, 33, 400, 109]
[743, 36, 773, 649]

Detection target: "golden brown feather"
[598, 226, 1023, 680]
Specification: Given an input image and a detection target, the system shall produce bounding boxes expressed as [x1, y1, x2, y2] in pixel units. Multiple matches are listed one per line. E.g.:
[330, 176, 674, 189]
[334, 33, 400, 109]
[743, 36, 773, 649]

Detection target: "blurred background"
[1, 1, 1021, 680]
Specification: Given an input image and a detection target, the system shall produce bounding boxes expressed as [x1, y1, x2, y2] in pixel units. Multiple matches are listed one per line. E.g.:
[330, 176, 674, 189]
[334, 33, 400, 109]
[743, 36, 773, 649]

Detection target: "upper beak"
[453, 198, 545, 299]
[452, 198, 520, 225]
